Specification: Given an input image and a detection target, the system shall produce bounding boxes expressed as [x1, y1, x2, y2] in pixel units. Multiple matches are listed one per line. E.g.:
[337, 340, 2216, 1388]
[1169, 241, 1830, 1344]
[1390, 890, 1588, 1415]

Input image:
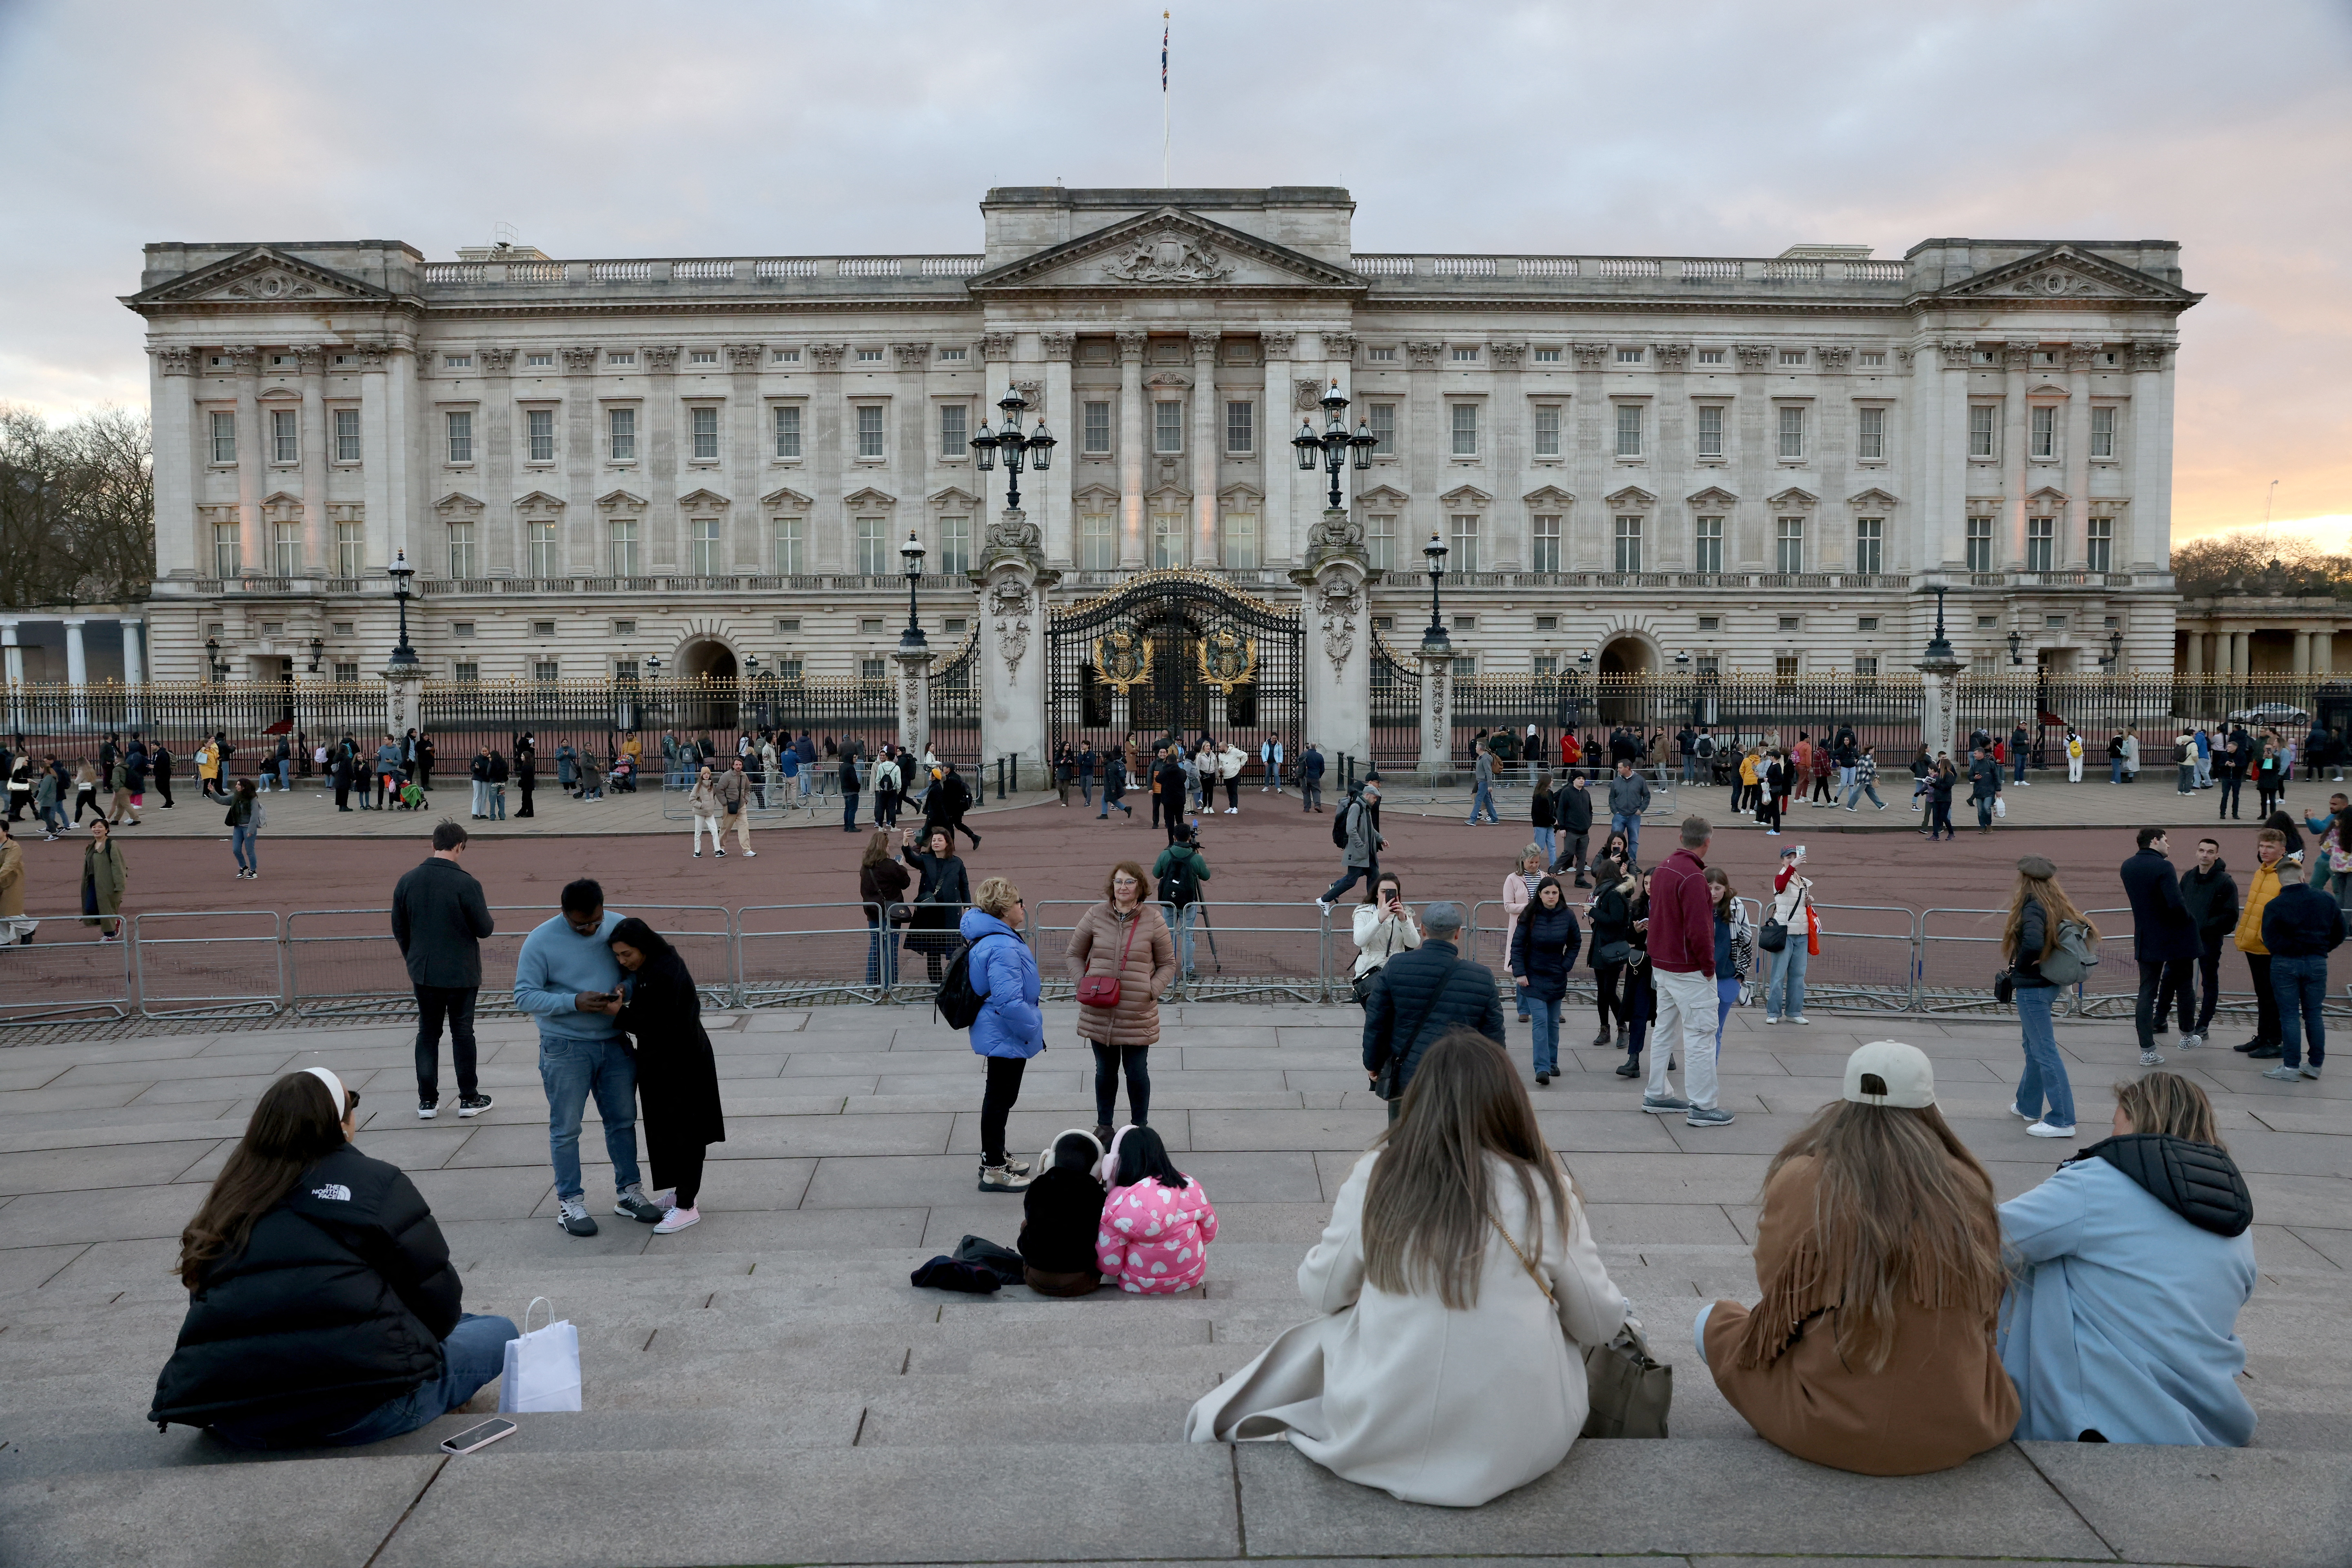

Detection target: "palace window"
[1450, 513, 1480, 574]
[526, 353, 552, 368]
[453, 661, 479, 681]
[939, 402, 967, 458]
[937, 516, 970, 577]
[334, 661, 359, 682]
[532, 620, 557, 637]
[1367, 513, 1396, 571]
[1859, 351, 1885, 368]
[855, 405, 885, 459]
[1530, 513, 1560, 573]
[1854, 517, 1884, 575]
[1081, 512, 1116, 570]
[535, 660, 559, 681]
[1222, 512, 1258, 569]
[689, 349, 717, 366]
[690, 517, 721, 575]
[1696, 349, 1725, 365]
[1695, 404, 1723, 459]
[446, 521, 477, 579]
[773, 517, 803, 574]
[1965, 516, 1995, 573]
[1613, 515, 1643, 573]
[1969, 404, 1997, 459]
[2030, 404, 2057, 459]
[1151, 512, 1183, 569]
[2027, 515, 2055, 572]
[1368, 403, 1396, 455]
[1369, 346, 1396, 361]
[1775, 515, 1805, 573]
[1616, 347, 1643, 364]
[1082, 400, 1111, 454]
[691, 406, 719, 461]
[1534, 654, 1557, 674]
[607, 351, 635, 367]
[1777, 405, 1805, 460]
[527, 408, 555, 462]
[2087, 516, 2113, 573]
[1452, 656, 1478, 677]
[1854, 655, 1879, 677]
[774, 404, 801, 458]
[938, 346, 966, 362]
[614, 659, 639, 680]
[1533, 347, 1561, 363]
[335, 408, 361, 463]
[609, 407, 637, 461]
[856, 348, 883, 363]
[1225, 400, 1253, 454]
[528, 519, 557, 576]
[1857, 405, 1885, 461]
[272, 521, 302, 577]
[863, 657, 888, 681]
[444, 354, 473, 370]
[608, 519, 638, 577]
[773, 349, 799, 364]
[854, 516, 888, 574]
[1693, 515, 1723, 574]
[445, 410, 473, 464]
[1154, 400, 1184, 454]
[1451, 403, 1478, 457]
[1533, 405, 1560, 458]
[335, 521, 364, 577]
[2091, 405, 2116, 459]
[1779, 350, 1805, 367]
[1452, 346, 1479, 363]
[271, 408, 298, 464]
[1613, 404, 1642, 458]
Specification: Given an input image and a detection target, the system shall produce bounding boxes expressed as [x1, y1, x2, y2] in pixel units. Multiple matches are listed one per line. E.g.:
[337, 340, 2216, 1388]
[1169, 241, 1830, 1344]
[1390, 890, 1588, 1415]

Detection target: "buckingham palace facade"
[126, 185, 2197, 699]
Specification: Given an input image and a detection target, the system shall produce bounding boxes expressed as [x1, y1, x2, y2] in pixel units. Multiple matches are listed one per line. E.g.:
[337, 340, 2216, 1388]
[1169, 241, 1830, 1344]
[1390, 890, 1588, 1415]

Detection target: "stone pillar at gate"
[1916, 590, 1961, 764]
[1417, 642, 1456, 787]
[1291, 508, 1372, 764]
[892, 644, 934, 763]
[382, 662, 424, 745]
[976, 508, 1054, 785]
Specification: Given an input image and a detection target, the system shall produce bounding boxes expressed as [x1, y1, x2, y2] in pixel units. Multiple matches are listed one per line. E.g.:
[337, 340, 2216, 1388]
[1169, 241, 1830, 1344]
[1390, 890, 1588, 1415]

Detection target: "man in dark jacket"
[2261, 875, 2345, 1081]
[391, 821, 497, 1119]
[1968, 745, 2004, 833]
[1299, 742, 1326, 812]
[1362, 901, 1504, 1121]
[1607, 759, 1651, 865]
[2179, 836, 2240, 1047]
[1554, 772, 1595, 885]
[2121, 827, 2200, 1064]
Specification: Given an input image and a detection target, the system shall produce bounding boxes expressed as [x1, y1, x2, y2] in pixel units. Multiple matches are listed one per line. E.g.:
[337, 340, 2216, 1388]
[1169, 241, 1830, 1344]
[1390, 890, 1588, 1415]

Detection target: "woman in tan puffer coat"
[1066, 860, 1176, 1146]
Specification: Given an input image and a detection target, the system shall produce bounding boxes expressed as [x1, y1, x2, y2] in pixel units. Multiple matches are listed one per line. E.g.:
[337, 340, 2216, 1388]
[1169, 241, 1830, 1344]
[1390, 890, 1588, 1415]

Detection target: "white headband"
[303, 1066, 348, 1118]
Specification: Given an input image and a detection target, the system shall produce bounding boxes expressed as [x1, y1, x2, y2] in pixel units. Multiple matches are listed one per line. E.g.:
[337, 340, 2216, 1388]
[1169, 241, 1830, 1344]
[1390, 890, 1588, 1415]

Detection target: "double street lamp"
[900, 531, 928, 650]
[970, 384, 1055, 512]
[1291, 379, 1376, 510]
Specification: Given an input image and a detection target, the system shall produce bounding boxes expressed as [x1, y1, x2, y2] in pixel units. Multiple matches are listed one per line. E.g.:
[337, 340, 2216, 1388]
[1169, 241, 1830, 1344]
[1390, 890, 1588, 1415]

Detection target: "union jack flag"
[1161, 15, 1168, 91]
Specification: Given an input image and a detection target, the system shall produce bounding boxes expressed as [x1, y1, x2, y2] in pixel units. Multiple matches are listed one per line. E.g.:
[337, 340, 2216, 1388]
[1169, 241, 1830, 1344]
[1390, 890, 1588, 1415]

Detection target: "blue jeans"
[1174, 901, 1200, 976]
[2013, 753, 2028, 783]
[489, 787, 506, 821]
[1844, 780, 1883, 808]
[2110, 758, 2124, 783]
[539, 1032, 641, 1202]
[1080, 777, 1093, 804]
[1469, 780, 1498, 824]
[2014, 985, 2074, 1128]
[843, 792, 860, 830]
[1527, 991, 1561, 1076]
[231, 825, 257, 872]
[212, 1313, 519, 1450]
[1680, 756, 1696, 783]
[865, 914, 899, 987]
[1715, 973, 1741, 1054]
[1532, 825, 1555, 865]
[2272, 952, 2329, 1069]
[1611, 812, 1641, 864]
[1764, 940, 1807, 1019]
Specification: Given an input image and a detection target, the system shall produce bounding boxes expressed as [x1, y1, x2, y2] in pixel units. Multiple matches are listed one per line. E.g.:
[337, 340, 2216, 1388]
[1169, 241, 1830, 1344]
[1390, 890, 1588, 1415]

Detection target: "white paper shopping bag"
[497, 1296, 581, 1413]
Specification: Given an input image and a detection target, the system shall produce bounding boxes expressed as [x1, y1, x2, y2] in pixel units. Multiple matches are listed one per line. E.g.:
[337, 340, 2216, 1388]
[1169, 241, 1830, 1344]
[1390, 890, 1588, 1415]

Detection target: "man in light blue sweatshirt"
[512, 877, 662, 1236]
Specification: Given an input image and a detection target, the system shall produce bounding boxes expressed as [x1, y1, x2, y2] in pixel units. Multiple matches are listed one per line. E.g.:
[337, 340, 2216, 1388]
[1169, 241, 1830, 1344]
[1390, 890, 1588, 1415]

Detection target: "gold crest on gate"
[1197, 628, 1258, 692]
[1091, 629, 1154, 693]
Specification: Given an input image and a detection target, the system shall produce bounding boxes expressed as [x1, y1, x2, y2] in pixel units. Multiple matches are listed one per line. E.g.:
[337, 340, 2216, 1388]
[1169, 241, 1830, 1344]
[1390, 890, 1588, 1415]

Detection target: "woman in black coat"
[1507, 874, 1583, 1088]
[610, 918, 724, 1233]
[150, 1068, 516, 1448]
[899, 824, 972, 982]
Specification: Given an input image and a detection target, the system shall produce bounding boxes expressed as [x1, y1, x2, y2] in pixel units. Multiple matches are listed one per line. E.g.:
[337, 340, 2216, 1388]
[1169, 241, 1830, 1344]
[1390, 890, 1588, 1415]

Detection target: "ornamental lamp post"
[306, 635, 324, 674]
[969, 384, 1054, 512]
[899, 531, 929, 650]
[204, 636, 228, 681]
[386, 549, 417, 667]
[1291, 379, 1377, 511]
[1421, 534, 1450, 654]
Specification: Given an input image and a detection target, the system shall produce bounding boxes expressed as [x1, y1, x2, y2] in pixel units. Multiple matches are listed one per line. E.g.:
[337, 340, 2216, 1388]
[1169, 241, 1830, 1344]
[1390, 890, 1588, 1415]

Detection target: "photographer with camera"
[1153, 821, 1213, 982]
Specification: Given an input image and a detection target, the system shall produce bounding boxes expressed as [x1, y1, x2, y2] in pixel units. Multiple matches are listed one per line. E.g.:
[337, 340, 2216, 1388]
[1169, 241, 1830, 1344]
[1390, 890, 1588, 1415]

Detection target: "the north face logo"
[311, 1183, 352, 1202]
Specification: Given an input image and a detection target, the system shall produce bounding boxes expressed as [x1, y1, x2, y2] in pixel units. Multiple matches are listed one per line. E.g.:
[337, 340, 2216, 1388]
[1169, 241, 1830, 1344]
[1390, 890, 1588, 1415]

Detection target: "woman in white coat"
[1185, 1030, 1630, 1507]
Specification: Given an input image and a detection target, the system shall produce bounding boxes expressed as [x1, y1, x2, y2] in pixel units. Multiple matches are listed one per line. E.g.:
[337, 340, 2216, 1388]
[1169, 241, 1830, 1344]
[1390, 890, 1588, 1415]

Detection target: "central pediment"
[970, 208, 1367, 297]
[125, 245, 398, 309]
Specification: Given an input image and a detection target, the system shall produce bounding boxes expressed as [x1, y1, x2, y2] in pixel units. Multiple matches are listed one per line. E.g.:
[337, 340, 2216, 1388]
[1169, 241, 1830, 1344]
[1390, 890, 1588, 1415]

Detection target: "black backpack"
[934, 934, 1001, 1029]
[1158, 848, 1202, 908]
[1331, 796, 1357, 850]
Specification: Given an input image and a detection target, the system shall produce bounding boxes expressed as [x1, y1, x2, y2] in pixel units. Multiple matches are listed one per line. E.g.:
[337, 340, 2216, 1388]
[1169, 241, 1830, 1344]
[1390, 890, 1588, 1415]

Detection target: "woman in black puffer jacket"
[1508, 874, 1583, 1089]
[150, 1069, 516, 1449]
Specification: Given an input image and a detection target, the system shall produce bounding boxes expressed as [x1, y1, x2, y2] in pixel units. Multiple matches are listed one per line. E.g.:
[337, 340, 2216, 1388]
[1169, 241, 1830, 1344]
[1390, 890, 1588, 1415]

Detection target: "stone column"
[1190, 332, 1221, 565]
[728, 343, 765, 574]
[63, 618, 88, 726]
[1417, 642, 1455, 785]
[893, 644, 934, 762]
[2293, 631, 2312, 675]
[1116, 332, 1147, 568]
[120, 618, 145, 687]
[1261, 333, 1296, 565]
[298, 346, 329, 578]
[810, 342, 848, 572]
[357, 342, 396, 572]
[387, 339, 422, 563]
[151, 348, 199, 578]
[382, 661, 424, 740]
[230, 346, 262, 573]
[478, 347, 516, 574]
[1040, 333, 1076, 568]
[1733, 344, 1771, 568]
[0, 619, 22, 737]
[976, 517, 1052, 779]
[2064, 344, 2097, 568]
[1650, 342, 1687, 568]
[2001, 340, 2032, 567]
[2185, 627, 2205, 674]
[1490, 342, 1527, 568]
[1407, 341, 1446, 556]
[644, 345, 680, 570]
[1935, 340, 1975, 570]
[2128, 342, 2173, 568]
[1293, 520, 1371, 762]
[1919, 655, 1961, 762]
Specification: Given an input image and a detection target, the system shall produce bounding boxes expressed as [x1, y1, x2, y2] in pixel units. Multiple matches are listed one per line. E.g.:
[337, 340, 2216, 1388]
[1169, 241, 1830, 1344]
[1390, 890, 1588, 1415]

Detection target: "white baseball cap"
[1842, 1040, 1935, 1110]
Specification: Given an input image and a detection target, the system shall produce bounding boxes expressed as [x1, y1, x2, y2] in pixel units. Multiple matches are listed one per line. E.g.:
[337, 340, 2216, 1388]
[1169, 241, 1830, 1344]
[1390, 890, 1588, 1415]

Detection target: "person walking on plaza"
[2010, 720, 2033, 787]
[718, 757, 755, 854]
[195, 737, 222, 802]
[34, 758, 65, 840]
[1153, 825, 1211, 985]
[1999, 1071, 2256, 1448]
[1069, 861, 1177, 1142]
[81, 817, 126, 941]
[2180, 836, 2239, 1050]
[71, 758, 100, 825]
[1967, 744, 2004, 834]
[1298, 741, 1324, 812]
[1527, 770, 1559, 865]
[688, 765, 726, 858]
[1502, 844, 1550, 1024]
[2234, 829, 2290, 1058]
[1509, 874, 1583, 1087]
[859, 829, 911, 988]
[2259, 858, 2341, 1083]
[872, 749, 902, 828]
[1361, 901, 1504, 1123]
[1756, 750, 1786, 836]
[513, 878, 662, 1236]
[391, 821, 496, 1120]
[0, 818, 27, 946]
[1185, 1031, 1631, 1507]
[1552, 770, 1592, 885]
[224, 777, 265, 880]
[147, 1069, 519, 1450]
[2121, 828, 2199, 1064]
[1467, 741, 1500, 827]
[1217, 737, 1247, 813]
[2007, 856, 2091, 1137]
[1606, 757, 1649, 865]
[1643, 816, 1731, 1127]
[966, 877, 1044, 1192]
[901, 824, 972, 984]
[1099, 745, 1132, 818]
[609, 917, 726, 1233]
[1589, 854, 1638, 1056]
[1763, 845, 1813, 1025]
[1923, 753, 1958, 840]
[1317, 777, 1385, 911]
[151, 739, 174, 809]
[923, 760, 981, 851]
[2174, 729, 2198, 795]
[106, 753, 142, 825]
[1697, 1041, 2017, 1476]
[1841, 745, 1885, 811]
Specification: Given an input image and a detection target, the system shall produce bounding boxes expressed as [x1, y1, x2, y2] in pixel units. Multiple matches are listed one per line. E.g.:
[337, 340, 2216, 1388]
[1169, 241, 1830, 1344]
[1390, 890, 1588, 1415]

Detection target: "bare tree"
[0, 402, 153, 608]
[2170, 531, 2352, 600]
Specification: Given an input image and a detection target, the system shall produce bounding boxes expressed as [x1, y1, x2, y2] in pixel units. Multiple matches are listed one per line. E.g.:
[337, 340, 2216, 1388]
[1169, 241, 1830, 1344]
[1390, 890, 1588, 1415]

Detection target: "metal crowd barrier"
[132, 909, 284, 1021]
[0, 912, 134, 1027]
[738, 900, 926, 1008]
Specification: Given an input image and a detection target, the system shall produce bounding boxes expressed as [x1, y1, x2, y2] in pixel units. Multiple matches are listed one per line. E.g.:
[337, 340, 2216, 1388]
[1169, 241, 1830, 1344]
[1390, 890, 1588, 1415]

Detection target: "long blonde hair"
[1731, 1099, 2005, 1375]
[1362, 1031, 1569, 1311]
[2001, 867, 2097, 963]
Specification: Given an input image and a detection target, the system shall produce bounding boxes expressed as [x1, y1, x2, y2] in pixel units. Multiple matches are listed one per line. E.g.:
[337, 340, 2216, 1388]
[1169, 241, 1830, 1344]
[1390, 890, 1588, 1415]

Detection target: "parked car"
[2228, 703, 2311, 727]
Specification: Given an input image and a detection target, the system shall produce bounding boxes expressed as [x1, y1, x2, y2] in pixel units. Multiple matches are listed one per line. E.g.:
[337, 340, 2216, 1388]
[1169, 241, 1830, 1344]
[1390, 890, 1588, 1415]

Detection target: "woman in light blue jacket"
[1998, 1071, 2257, 1446]
[962, 879, 1043, 1196]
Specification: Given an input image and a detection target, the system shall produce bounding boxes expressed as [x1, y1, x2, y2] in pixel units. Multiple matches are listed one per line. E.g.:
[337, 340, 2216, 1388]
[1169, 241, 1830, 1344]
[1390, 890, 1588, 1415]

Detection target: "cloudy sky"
[3, 0, 2347, 543]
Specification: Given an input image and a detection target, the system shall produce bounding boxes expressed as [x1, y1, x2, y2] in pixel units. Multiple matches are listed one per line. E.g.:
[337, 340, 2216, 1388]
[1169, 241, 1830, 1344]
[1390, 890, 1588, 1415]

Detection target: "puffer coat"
[1065, 900, 1177, 1047]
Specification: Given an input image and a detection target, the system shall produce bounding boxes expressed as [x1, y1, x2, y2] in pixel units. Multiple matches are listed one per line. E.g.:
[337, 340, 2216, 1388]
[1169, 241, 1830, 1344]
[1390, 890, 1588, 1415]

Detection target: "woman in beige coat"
[1187, 1030, 1630, 1507]
[1066, 860, 1176, 1147]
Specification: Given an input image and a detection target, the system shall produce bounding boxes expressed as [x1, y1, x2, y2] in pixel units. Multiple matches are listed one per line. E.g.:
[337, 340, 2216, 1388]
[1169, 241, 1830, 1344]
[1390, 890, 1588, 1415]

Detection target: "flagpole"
[1162, 11, 1170, 189]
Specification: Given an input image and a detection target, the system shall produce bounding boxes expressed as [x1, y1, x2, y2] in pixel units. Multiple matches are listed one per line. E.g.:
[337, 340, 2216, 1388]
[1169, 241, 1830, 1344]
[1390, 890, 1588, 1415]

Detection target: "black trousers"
[1554, 831, 1589, 879]
[2218, 775, 2243, 816]
[413, 985, 479, 1103]
[516, 784, 533, 818]
[2135, 958, 2196, 1049]
[1593, 959, 1627, 1031]
[1090, 1041, 1151, 1127]
[2247, 953, 2280, 1044]
[980, 1054, 1026, 1164]
[2194, 943, 2223, 1032]
[649, 1132, 706, 1209]
[1928, 800, 1954, 838]
[155, 773, 173, 806]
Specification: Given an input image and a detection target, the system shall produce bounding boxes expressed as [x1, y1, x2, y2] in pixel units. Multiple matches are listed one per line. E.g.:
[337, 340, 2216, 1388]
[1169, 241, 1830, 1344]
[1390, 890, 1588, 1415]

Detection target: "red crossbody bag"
[1077, 909, 1141, 1009]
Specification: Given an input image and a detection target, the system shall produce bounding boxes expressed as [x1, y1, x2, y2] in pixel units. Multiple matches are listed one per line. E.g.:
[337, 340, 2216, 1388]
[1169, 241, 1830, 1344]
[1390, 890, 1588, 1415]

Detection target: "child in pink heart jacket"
[1094, 1124, 1218, 1295]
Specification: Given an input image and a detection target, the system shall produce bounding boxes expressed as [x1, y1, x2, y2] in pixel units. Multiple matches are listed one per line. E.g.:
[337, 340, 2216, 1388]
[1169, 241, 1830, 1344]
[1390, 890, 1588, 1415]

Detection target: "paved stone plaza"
[0, 991, 2345, 1567]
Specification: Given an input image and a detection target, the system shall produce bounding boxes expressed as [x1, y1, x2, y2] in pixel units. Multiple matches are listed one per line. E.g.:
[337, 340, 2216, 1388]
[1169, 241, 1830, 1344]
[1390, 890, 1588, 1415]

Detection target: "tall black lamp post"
[1420, 534, 1450, 654]
[899, 532, 929, 649]
[969, 384, 1055, 512]
[2008, 626, 2055, 770]
[386, 549, 418, 668]
[1291, 379, 1377, 510]
[204, 636, 229, 681]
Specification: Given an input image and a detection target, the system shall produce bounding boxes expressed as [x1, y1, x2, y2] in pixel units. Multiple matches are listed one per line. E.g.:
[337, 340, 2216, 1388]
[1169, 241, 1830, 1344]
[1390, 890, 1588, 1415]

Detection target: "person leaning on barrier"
[859, 829, 912, 988]
[1361, 901, 1505, 1124]
[391, 820, 496, 1122]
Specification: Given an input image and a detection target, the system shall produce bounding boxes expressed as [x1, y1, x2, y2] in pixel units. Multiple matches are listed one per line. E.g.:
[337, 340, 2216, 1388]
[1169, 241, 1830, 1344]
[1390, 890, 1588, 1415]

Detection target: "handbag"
[1756, 918, 1787, 954]
[1593, 938, 1631, 966]
[1076, 908, 1141, 1009]
[1993, 794, 2007, 820]
[498, 1297, 582, 1413]
[1487, 1209, 1671, 1439]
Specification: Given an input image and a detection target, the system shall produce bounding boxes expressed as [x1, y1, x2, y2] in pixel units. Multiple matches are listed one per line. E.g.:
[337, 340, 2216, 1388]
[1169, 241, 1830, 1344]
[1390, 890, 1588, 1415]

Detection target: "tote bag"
[498, 1296, 582, 1413]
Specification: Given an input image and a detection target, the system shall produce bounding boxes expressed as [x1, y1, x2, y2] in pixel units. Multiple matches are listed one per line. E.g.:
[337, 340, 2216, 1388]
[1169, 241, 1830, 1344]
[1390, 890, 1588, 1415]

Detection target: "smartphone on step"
[440, 1417, 518, 1455]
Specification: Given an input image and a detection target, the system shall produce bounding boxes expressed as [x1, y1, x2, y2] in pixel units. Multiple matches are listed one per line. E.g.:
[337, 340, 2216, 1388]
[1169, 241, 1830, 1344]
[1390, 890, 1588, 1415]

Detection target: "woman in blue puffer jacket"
[964, 877, 1045, 1193]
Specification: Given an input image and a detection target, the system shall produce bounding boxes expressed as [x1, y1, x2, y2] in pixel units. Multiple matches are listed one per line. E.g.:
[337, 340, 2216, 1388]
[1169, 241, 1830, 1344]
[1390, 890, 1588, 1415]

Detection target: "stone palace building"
[106, 186, 2209, 765]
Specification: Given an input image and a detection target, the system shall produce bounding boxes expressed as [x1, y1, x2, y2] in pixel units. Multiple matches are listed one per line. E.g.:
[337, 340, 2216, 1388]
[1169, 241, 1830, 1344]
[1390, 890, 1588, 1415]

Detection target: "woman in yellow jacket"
[2235, 829, 2288, 1056]
[1737, 749, 1762, 816]
[195, 741, 222, 802]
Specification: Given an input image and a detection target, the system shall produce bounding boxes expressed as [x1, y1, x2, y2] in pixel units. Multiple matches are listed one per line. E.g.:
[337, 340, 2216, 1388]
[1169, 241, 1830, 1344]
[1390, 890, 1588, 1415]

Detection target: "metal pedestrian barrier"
[0, 912, 134, 1027]
[133, 909, 284, 1021]
[1793, 903, 1918, 1014]
[737, 901, 904, 1007]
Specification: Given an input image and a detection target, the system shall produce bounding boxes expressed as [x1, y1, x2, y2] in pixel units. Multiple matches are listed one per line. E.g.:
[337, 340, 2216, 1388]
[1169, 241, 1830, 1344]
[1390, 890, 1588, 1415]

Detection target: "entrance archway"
[674, 638, 739, 735]
[1596, 635, 1653, 724]
[1597, 636, 1653, 678]
[679, 639, 738, 681]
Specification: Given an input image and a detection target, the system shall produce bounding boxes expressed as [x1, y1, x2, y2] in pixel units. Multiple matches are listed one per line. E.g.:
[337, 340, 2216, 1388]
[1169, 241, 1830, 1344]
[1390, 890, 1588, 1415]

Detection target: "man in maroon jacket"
[1643, 814, 1734, 1127]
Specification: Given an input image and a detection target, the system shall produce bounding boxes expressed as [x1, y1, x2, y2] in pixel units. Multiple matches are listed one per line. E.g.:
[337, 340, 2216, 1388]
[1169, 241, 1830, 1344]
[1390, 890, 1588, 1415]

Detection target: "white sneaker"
[1789, 1015, 1810, 1025]
[744, 849, 756, 857]
[2179, 1032, 2203, 1049]
[2026, 1120, 2077, 1138]
[652, 1205, 700, 1234]
[1316, 898, 1332, 914]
